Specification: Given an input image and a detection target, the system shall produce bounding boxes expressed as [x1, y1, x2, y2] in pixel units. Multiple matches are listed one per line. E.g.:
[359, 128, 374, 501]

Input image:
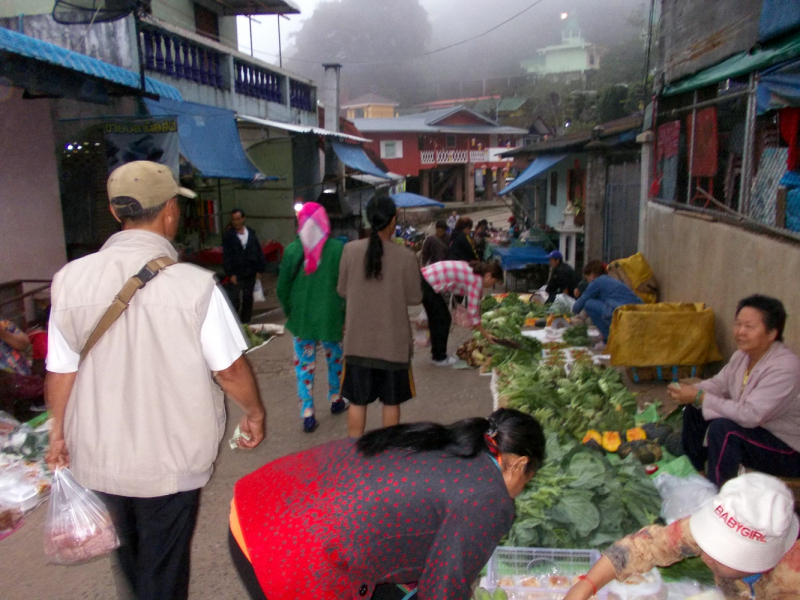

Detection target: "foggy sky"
[238, 0, 647, 101]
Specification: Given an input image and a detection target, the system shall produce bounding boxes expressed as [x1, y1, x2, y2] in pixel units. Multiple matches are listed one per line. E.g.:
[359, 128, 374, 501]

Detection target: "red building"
[353, 106, 527, 203]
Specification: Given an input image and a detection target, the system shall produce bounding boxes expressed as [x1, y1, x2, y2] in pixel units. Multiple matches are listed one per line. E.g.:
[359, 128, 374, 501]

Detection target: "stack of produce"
[505, 433, 662, 550]
[496, 361, 638, 443]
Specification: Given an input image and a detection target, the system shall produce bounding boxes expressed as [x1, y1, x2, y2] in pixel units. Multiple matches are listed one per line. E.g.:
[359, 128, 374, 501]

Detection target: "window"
[353, 108, 365, 118]
[380, 140, 403, 159]
[445, 134, 457, 148]
[194, 4, 219, 41]
[550, 171, 558, 206]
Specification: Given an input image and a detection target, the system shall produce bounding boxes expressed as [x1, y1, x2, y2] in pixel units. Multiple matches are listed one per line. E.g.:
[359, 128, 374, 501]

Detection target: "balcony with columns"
[138, 16, 317, 125]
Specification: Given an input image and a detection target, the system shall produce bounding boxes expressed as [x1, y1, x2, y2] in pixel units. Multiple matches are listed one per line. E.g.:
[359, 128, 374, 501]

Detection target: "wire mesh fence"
[651, 77, 798, 236]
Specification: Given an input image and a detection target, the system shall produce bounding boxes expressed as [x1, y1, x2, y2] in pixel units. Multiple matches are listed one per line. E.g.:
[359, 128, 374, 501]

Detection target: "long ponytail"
[357, 408, 546, 473]
[364, 195, 397, 280]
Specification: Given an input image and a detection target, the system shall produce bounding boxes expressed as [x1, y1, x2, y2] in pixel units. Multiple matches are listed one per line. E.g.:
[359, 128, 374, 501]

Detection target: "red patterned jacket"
[234, 438, 515, 600]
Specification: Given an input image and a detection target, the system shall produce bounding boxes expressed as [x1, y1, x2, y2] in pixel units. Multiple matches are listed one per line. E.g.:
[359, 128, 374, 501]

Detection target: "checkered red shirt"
[421, 261, 483, 327]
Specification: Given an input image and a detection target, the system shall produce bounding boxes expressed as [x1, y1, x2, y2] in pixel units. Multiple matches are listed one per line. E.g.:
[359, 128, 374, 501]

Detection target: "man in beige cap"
[45, 161, 266, 600]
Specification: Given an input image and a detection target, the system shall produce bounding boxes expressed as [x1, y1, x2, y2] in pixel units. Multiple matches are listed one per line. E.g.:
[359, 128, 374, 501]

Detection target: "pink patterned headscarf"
[297, 202, 330, 274]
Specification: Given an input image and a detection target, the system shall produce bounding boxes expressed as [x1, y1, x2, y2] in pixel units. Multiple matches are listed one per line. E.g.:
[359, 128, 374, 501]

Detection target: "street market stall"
[458, 293, 724, 599]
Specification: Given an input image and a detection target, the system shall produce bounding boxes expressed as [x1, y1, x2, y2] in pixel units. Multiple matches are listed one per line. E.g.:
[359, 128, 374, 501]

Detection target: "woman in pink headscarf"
[277, 202, 347, 433]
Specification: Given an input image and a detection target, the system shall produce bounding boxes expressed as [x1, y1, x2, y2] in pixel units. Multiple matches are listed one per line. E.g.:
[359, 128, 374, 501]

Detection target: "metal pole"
[249, 16, 254, 56]
[739, 73, 757, 215]
[277, 16, 282, 68]
[686, 90, 697, 204]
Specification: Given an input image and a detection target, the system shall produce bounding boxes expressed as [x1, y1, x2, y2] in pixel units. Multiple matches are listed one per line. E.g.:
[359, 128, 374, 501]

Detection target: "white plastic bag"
[43, 468, 119, 564]
[653, 473, 718, 524]
[253, 278, 266, 303]
[414, 310, 431, 348]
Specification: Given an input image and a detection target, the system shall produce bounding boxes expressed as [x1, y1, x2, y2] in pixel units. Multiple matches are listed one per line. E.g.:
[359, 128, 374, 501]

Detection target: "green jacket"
[276, 238, 345, 342]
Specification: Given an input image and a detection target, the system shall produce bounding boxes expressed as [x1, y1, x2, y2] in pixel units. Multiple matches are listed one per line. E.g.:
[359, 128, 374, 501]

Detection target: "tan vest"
[51, 230, 225, 497]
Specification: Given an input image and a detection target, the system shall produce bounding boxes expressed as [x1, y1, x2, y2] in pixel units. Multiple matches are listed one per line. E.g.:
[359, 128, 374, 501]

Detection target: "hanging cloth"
[779, 107, 800, 171]
[297, 202, 331, 275]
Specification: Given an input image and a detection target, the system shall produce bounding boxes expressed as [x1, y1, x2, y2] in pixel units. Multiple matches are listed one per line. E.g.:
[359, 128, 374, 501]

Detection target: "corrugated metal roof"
[342, 93, 399, 108]
[353, 105, 527, 135]
[237, 114, 371, 143]
[502, 115, 643, 157]
[218, 0, 300, 15]
[0, 26, 182, 101]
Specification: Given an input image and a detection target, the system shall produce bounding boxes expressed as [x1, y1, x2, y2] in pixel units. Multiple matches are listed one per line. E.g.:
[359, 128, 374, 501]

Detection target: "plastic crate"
[487, 547, 606, 599]
[626, 365, 705, 383]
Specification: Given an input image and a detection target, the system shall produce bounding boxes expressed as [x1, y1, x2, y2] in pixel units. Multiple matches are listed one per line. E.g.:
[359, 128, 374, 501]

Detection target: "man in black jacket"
[223, 208, 267, 323]
[545, 250, 578, 304]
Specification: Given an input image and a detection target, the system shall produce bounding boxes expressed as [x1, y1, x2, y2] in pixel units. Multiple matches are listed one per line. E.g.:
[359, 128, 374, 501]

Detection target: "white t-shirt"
[47, 286, 248, 374]
[237, 228, 249, 248]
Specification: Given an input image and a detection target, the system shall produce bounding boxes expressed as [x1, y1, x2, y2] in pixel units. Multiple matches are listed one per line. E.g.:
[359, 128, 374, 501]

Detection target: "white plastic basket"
[487, 546, 607, 599]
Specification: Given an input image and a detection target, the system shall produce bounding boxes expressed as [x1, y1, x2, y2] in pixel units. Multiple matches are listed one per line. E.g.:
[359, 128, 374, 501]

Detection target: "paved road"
[0, 317, 490, 599]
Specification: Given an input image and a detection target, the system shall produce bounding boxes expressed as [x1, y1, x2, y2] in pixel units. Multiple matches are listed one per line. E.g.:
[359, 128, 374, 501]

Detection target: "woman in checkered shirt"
[420, 261, 503, 366]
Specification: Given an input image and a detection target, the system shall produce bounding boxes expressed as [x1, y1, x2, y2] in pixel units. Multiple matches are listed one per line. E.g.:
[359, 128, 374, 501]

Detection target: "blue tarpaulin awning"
[331, 140, 391, 179]
[492, 244, 551, 270]
[390, 192, 444, 208]
[498, 154, 569, 196]
[0, 27, 182, 100]
[144, 98, 262, 180]
[757, 58, 800, 113]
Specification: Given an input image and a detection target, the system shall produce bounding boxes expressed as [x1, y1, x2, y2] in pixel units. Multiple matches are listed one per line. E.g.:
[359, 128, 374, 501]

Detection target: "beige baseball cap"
[107, 161, 197, 209]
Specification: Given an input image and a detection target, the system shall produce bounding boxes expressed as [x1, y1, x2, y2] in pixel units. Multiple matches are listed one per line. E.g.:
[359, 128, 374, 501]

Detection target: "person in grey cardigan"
[337, 195, 422, 438]
[668, 295, 800, 486]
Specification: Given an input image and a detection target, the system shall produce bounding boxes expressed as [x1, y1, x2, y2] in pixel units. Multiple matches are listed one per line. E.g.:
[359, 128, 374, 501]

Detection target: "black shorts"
[341, 362, 415, 407]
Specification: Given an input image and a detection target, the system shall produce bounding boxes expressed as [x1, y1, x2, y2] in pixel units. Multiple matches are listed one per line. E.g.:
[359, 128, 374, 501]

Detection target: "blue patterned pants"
[292, 338, 344, 418]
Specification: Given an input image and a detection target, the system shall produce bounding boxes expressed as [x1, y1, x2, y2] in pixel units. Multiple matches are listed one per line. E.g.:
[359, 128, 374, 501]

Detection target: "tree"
[286, 0, 431, 105]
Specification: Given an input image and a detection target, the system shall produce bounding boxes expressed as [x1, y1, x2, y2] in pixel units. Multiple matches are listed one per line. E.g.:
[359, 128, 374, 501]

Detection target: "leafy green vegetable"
[505, 434, 662, 550]
[658, 557, 716, 586]
[562, 324, 590, 347]
[481, 295, 500, 312]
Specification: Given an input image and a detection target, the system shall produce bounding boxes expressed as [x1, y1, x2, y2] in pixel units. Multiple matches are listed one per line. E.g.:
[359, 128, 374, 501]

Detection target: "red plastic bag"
[43, 468, 119, 564]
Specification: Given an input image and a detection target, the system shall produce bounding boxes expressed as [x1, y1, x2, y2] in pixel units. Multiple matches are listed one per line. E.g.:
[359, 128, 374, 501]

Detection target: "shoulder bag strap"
[79, 256, 176, 365]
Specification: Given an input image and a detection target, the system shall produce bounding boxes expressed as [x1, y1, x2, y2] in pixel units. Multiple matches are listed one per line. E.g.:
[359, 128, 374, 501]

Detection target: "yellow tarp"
[607, 303, 723, 367]
[607, 252, 659, 304]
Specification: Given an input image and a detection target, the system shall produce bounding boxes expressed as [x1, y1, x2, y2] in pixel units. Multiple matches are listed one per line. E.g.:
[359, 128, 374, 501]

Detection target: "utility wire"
[285, 0, 550, 66]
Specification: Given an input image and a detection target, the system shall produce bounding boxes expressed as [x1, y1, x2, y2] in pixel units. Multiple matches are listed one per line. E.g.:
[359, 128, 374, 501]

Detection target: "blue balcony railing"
[290, 80, 314, 111]
[233, 59, 282, 103]
[140, 26, 225, 89]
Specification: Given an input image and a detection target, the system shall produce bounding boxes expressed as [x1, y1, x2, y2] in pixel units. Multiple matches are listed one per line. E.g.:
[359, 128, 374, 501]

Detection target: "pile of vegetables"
[505, 433, 662, 550]
[562, 324, 590, 347]
[496, 361, 638, 442]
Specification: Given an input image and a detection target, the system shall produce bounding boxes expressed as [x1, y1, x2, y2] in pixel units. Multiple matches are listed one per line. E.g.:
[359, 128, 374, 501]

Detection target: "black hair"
[364, 194, 397, 280]
[476, 219, 488, 229]
[736, 295, 787, 342]
[110, 196, 167, 224]
[473, 261, 503, 280]
[231, 208, 246, 217]
[357, 408, 546, 474]
[435, 220, 448, 230]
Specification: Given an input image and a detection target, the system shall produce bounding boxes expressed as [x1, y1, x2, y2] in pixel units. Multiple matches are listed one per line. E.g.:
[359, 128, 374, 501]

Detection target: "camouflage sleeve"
[602, 518, 701, 581]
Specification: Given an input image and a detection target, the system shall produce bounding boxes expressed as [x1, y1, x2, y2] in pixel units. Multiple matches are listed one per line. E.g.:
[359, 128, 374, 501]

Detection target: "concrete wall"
[0, 89, 67, 282]
[545, 155, 586, 229]
[643, 202, 800, 358]
[0, 1, 52, 17]
[658, 0, 761, 84]
[151, 0, 239, 50]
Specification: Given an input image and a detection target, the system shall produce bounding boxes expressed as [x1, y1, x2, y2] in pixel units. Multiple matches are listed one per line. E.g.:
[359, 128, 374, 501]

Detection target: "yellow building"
[342, 93, 399, 119]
